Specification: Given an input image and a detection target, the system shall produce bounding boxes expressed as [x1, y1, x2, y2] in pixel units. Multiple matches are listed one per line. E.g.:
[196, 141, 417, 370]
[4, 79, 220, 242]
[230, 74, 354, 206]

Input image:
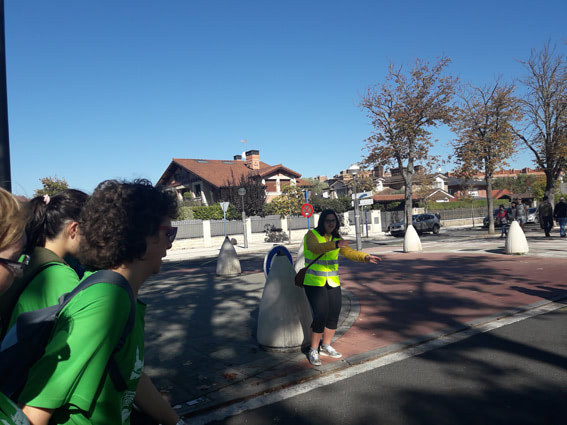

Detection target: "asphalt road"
[201, 306, 567, 425]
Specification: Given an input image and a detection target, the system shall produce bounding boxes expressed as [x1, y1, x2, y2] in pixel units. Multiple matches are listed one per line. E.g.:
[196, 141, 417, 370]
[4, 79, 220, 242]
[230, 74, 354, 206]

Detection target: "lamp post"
[238, 187, 248, 248]
[347, 163, 362, 251]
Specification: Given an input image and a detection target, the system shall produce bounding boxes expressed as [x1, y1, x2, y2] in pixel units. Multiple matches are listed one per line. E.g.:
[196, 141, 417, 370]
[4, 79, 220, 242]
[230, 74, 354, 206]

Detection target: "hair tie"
[43, 194, 51, 205]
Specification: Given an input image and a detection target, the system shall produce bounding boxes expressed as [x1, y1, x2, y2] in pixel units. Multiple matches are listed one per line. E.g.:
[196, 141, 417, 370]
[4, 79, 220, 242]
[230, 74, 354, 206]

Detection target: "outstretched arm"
[364, 255, 381, 264]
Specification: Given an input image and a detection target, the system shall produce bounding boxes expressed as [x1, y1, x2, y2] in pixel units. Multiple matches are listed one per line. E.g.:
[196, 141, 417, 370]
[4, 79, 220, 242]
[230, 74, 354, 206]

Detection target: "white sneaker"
[319, 344, 342, 358]
[308, 348, 322, 366]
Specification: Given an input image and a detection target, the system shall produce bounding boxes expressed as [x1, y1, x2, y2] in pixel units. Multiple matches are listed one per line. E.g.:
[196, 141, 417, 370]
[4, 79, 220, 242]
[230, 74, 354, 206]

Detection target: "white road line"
[188, 301, 566, 424]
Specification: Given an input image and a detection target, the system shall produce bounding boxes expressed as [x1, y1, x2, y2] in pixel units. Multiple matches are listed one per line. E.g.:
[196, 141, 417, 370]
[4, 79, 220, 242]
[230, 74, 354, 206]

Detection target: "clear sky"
[5, 0, 567, 196]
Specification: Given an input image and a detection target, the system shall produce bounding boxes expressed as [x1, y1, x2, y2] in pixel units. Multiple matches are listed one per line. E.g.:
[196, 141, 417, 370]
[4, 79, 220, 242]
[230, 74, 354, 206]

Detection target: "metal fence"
[172, 220, 203, 239]
[379, 207, 488, 232]
[251, 215, 282, 233]
[210, 219, 245, 237]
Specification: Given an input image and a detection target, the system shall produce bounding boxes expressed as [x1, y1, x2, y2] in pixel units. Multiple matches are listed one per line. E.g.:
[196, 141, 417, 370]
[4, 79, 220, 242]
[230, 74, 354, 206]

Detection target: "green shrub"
[177, 206, 194, 220]
[192, 204, 240, 220]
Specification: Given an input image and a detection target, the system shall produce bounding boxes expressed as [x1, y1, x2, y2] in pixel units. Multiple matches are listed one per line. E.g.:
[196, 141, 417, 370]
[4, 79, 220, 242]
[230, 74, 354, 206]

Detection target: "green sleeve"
[0, 392, 29, 424]
[18, 283, 131, 412]
[9, 264, 79, 329]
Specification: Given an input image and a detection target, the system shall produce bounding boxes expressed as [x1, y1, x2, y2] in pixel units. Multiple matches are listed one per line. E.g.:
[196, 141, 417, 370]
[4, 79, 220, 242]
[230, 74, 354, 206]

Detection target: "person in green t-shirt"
[0, 187, 30, 425]
[19, 179, 185, 425]
[2, 189, 88, 336]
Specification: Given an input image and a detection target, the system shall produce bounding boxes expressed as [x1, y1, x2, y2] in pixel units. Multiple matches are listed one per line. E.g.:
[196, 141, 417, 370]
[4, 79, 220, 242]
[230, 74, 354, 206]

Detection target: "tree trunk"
[545, 170, 556, 202]
[486, 177, 494, 234]
[403, 170, 414, 226]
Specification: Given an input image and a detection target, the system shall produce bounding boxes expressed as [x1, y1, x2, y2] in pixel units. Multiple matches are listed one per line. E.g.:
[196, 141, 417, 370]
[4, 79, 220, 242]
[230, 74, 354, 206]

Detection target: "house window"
[194, 184, 201, 197]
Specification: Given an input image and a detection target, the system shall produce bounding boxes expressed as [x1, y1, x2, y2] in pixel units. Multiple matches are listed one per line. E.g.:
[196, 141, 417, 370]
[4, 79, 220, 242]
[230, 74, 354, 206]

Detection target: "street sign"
[359, 198, 374, 206]
[220, 202, 229, 213]
[301, 203, 314, 218]
[352, 191, 373, 199]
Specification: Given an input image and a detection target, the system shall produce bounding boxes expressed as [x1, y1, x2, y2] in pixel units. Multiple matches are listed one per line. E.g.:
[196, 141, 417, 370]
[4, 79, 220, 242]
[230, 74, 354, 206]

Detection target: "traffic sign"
[301, 203, 314, 218]
[220, 202, 229, 213]
[352, 191, 373, 199]
[359, 198, 374, 206]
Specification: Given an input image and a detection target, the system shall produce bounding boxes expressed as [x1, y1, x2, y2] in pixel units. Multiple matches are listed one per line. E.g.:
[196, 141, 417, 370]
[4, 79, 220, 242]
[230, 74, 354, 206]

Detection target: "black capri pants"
[304, 283, 342, 333]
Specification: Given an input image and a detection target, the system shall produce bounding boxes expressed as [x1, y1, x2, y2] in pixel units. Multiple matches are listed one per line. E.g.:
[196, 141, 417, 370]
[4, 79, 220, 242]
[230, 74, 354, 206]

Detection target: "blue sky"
[5, 0, 567, 196]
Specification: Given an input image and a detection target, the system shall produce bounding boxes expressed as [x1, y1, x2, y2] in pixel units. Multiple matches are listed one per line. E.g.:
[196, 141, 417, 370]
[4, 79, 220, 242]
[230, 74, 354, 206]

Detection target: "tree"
[219, 171, 266, 216]
[360, 57, 457, 225]
[34, 175, 69, 197]
[302, 178, 329, 198]
[344, 172, 375, 194]
[451, 81, 522, 233]
[514, 43, 567, 202]
[268, 184, 304, 242]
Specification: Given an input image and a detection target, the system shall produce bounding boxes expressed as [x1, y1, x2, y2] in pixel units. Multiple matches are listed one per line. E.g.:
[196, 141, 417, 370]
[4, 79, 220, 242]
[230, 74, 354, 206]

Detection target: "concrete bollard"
[216, 236, 242, 276]
[403, 224, 422, 252]
[505, 221, 529, 254]
[257, 253, 312, 352]
[294, 240, 306, 273]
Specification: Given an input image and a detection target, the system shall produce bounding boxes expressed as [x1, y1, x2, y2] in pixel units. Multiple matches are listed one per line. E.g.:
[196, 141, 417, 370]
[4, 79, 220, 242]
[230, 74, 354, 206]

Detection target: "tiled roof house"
[157, 150, 310, 205]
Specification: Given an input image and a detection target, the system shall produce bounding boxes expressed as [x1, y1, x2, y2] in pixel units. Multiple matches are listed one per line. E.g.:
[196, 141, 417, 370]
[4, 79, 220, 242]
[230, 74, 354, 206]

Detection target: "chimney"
[374, 165, 384, 178]
[234, 155, 242, 161]
[245, 150, 260, 170]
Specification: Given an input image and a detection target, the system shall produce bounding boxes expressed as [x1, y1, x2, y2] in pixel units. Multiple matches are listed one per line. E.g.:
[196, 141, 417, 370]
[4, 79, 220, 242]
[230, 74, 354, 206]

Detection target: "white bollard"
[216, 236, 242, 276]
[403, 224, 422, 252]
[257, 254, 312, 351]
[505, 221, 529, 254]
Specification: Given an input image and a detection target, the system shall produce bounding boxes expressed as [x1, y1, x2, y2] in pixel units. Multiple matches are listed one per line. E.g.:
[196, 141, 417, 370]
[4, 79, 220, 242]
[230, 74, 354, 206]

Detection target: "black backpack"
[0, 270, 135, 399]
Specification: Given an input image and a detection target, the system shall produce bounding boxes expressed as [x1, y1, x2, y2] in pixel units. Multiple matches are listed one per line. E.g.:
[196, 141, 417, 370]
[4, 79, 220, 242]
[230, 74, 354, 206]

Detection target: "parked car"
[389, 213, 441, 236]
[526, 207, 539, 224]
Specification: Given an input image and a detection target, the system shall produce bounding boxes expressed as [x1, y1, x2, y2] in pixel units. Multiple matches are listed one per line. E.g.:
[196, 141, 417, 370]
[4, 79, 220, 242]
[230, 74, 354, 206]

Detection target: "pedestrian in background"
[0, 187, 31, 425]
[515, 198, 527, 232]
[303, 209, 381, 367]
[496, 205, 509, 238]
[553, 196, 567, 238]
[539, 196, 554, 237]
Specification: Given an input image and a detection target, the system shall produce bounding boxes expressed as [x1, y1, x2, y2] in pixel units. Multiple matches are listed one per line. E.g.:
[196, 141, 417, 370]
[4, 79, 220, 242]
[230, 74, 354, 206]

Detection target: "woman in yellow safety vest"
[303, 209, 381, 366]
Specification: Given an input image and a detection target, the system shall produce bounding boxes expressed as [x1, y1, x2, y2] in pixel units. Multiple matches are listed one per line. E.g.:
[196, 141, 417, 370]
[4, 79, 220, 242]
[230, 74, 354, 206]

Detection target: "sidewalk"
[140, 230, 567, 420]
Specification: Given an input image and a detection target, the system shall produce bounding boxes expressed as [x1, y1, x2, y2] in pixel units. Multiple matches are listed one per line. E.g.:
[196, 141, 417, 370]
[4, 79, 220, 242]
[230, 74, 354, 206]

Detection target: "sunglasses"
[0, 254, 31, 278]
[160, 226, 178, 244]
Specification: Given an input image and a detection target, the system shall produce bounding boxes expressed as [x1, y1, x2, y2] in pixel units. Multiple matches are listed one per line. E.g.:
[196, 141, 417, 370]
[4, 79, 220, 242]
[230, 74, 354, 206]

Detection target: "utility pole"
[0, 0, 11, 191]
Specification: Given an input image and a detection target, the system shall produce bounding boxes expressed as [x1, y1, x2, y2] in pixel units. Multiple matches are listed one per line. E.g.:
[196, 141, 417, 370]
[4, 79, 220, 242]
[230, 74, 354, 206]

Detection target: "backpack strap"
[59, 270, 135, 392]
[0, 247, 67, 338]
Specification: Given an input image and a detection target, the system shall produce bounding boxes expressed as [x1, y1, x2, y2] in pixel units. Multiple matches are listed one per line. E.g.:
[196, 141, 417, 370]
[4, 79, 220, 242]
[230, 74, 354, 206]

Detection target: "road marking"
[188, 301, 566, 424]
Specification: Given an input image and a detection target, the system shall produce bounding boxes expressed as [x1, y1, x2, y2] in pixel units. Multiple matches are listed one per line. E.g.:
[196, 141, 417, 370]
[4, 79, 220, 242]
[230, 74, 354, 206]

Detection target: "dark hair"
[26, 189, 89, 250]
[315, 209, 341, 239]
[79, 179, 178, 270]
[499, 205, 505, 209]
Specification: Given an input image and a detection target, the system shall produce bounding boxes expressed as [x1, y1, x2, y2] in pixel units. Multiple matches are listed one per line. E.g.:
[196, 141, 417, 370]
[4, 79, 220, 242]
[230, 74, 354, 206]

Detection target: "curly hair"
[0, 187, 29, 253]
[26, 189, 89, 250]
[79, 179, 178, 270]
[315, 209, 342, 239]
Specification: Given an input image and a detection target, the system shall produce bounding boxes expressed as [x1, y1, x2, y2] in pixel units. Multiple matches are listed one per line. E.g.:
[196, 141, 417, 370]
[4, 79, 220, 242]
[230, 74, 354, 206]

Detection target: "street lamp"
[347, 163, 362, 251]
[238, 187, 248, 248]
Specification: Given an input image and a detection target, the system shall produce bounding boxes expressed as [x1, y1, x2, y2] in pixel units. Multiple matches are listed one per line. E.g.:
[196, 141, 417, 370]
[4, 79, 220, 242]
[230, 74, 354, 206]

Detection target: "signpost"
[220, 202, 229, 237]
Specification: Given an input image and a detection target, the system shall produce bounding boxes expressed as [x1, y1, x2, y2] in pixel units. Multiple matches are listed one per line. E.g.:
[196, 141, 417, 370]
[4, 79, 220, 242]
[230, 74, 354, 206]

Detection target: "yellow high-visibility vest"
[303, 229, 340, 287]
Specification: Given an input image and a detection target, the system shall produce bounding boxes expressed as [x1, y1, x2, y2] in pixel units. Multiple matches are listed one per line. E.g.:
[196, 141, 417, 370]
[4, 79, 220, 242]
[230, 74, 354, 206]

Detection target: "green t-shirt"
[8, 262, 79, 330]
[18, 278, 145, 425]
[0, 392, 29, 425]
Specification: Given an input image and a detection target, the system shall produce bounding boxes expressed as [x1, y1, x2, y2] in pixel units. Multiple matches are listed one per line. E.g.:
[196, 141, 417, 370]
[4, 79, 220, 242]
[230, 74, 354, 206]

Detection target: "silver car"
[389, 213, 441, 237]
